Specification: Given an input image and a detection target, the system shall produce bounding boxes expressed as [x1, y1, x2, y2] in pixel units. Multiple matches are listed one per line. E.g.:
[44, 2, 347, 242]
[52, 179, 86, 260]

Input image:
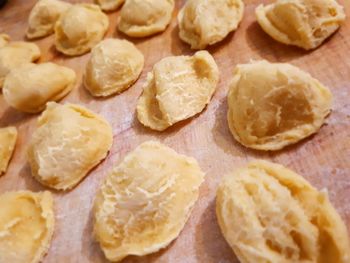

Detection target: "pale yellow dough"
[118, 0, 174, 37]
[94, 141, 204, 262]
[84, 39, 144, 97]
[0, 42, 41, 88]
[95, 0, 125, 11]
[0, 126, 17, 175]
[54, 4, 109, 56]
[3, 62, 76, 113]
[216, 160, 350, 263]
[178, 0, 244, 49]
[227, 60, 332, 151]
[27, 102, 113, 190]
[0, 33, 10, 48]
[256, 0, 346, 50]
[0, 191, 54, 263]
[26, 0, 71, 39]
[137, 51, 219, 131]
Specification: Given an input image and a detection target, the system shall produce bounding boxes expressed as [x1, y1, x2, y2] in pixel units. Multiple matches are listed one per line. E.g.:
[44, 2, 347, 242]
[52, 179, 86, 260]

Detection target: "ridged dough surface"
[256, 0, 346, 50]
[227, 60, 332, 151]
[95, 0, 125, 11]
[27, 102, 113, 190]
[0, 191, 54, 263]
[94, 141, 204, 262]
[0, 126, 17, 175]
[216, 160, 350, 263]
[0, 33, 10, 48]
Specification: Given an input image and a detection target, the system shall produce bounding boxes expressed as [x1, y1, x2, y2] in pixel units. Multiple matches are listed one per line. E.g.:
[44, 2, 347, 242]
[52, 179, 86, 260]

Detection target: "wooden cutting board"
[1, 0, 350, 262]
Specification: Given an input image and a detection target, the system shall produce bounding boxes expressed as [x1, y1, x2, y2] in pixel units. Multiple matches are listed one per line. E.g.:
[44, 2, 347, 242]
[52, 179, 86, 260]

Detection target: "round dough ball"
[94, 141, 204, 262]
[0, 33, 10, 48]
[3, 62, 76, 113]
[118, 0, 174, 37]
[0, 42, 40, 88]
[84, 38, 144, 97]
[178, 0, 244, 49]
[216, 160, 350, 263]
[95, 0, 125, 11]
[27, 102, 113, 190]
[54, 4, 109, 56]
[26, 0, 71, 39]
[137, 51, 219, 131]
[227, 60, 332, 151]
[256, 0, 346, 50]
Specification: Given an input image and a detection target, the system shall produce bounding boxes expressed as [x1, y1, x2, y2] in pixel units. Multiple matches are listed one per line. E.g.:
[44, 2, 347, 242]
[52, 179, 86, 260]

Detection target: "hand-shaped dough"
[0, 126, 17, 175]
[95, 0, 124, 11]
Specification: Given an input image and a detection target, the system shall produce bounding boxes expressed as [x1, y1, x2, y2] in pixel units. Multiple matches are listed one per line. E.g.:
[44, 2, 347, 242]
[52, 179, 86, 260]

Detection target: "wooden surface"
[1, 0, 350, 262]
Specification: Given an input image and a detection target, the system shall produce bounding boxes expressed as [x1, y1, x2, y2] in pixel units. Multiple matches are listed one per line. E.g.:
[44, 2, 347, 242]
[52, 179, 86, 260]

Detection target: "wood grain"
[1, 0, 350, 262]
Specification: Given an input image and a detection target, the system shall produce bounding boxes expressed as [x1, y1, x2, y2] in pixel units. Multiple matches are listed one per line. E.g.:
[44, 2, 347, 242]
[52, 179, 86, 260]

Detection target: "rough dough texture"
[118, 0, 174, 37]
[216, 160, 350, 263]
[95, 0, 125, 11]
[0, 126, 17, 175]
[3, 62, 76, 113]
[227, 60, 332, 151]
[0, 42, 40, 88]
[178, 0, 244, 49]
[26, 0, 71, 39]
[0, 191, 54, 263]
[0, 33, 10, 48]
[94, 141, 204, 262]
[137, 51, 219, 131]
[27, 102, 113, 190]
[84, 39, 144, 97]
[256, 0, 346, 50]
[54, 4, 109, 56]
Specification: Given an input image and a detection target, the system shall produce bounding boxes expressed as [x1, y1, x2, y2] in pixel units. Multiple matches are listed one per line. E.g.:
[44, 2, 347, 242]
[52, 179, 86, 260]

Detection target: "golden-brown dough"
[27, 102, 113, 190]
[118, 0, 174, 37]
[178, 0, 244, 49]
[137, 51, 219, 131]
[26, 0, 71, 39]
[0, 191, 54, 263]
[54, 4, 109, 56]
[0, 42, 40, 88]
[84, 39, 144, 97]
[95, 0, 125, 11]
[94, 141, 204, 262]
[216, 160, 350, 263]
[0, 33, 10, 48]
[227, 60, 332, 151]
[0, 126, 17, 175]
[256, 0, 346, 50]
[3, 62, 76, 113]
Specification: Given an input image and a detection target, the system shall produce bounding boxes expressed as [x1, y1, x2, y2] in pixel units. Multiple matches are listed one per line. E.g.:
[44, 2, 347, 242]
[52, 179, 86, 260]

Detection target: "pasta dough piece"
[27, 102, 113, 190]
[0, 42, 40, 88]
[256, 0, 346, 50]
[0, 33, 10, 48]
[137, 51, 219, 131]
[84, 39, 144, 97]
[54, 4, 109, 56]
[227, 60, 332, 151]
[216, 160, 350, 263]
[178, 0, 244, 49]
[0, 191, 54, 263]
[118, 0, 174, 37]
[94, 141, 204, 262]
[26, 0, 71, 39]
[95, 0, 124, 11]
[3, 62, 76, 113]
[0, 126, 17, 175]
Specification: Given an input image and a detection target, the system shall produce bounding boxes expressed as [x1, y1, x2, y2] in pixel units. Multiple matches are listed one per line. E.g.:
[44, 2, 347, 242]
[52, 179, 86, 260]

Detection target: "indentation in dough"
[95, 0, 125, 11]
[0, 34, 10, 48]
[0, 126, 17, 175]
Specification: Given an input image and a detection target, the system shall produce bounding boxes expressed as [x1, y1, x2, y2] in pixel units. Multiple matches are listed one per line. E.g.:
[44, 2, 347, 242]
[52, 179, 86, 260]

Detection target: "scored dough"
[256, 0, 346, 50]
[137, 50, 219, 131]
[227, 60, 332, 151]
[0, 126, 17, 175]
[118, 0, 174, 37]
[26, 0, 71, 39]
[216, 160, 350, 263]
[54, 4, 109, 56]
[178, 0, 244, 49]
[0, 33, 10, 48]
[27, 102, 113, 190]
[0, 42, 40, 88]
[84, 39, 144, 97]
[3, 62, 76, 113]
[93, 141, 204, 262]
[95, 0, 125, 11]
[0, 191, 55, 263]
